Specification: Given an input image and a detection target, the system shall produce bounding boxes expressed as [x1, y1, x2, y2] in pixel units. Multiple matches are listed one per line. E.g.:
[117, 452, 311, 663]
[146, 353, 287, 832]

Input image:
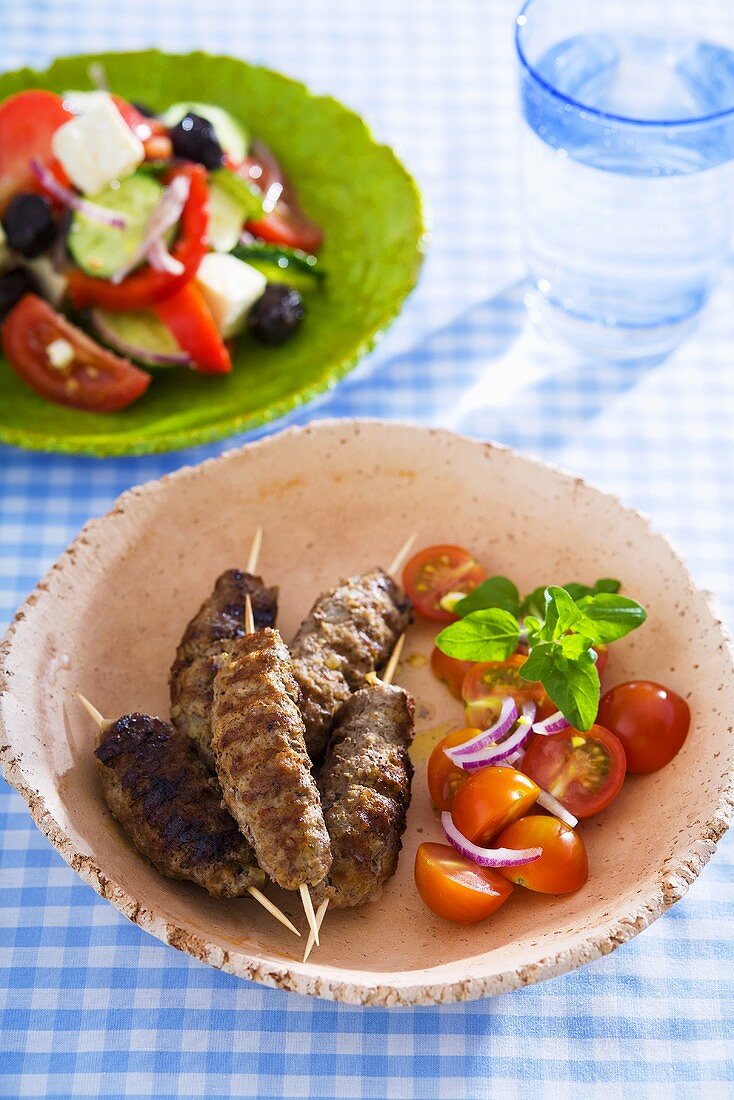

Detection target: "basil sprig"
[435, 580, 646, 732]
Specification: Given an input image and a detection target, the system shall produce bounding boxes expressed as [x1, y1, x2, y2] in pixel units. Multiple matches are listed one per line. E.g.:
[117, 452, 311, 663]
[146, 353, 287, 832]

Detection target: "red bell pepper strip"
[152, 282, 231, 374]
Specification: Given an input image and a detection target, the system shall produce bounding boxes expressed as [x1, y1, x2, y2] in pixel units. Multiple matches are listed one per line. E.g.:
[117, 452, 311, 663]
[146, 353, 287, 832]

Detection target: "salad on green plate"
[0, 51, 425, 455]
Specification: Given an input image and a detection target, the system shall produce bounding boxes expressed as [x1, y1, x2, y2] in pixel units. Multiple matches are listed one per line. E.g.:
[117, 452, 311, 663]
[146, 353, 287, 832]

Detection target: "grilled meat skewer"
[313, 677, 415, 910]
[95, 711, 266, 898]
[290, 569, 412, 760]
[211, 627, 332, 893]
[170, 569, 278, 766]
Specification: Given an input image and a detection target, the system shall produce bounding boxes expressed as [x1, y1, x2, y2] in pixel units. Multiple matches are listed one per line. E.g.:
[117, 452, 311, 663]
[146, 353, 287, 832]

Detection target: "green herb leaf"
[574, 592, 647, 644]
[455, 576, 521, 618]
[435, 608, 520, 662]
[520, 640, 600, 731]
[541, 586, 582, 640]
[563, 577, 621, 601]
[519, 585, 547, 618]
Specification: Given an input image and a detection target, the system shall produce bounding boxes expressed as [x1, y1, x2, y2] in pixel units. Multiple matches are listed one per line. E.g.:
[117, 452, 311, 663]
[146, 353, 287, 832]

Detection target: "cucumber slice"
[68, 173, 171, 279]
[208, 178, 246, 252]
[232, 242, 324, 291]
[91, 309, 190, 368]
[162, 102, 248, 161]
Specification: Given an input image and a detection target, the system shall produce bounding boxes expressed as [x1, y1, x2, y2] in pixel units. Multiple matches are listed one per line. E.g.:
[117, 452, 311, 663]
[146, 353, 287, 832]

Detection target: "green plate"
[0, 51, 426, 455]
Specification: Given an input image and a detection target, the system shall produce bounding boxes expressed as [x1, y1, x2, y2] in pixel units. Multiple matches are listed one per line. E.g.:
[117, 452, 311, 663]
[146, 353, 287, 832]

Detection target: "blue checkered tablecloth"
[1, 1, 733, 1096]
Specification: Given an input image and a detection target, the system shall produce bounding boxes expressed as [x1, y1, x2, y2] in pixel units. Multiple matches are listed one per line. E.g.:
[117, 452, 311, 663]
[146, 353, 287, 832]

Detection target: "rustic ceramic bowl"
[1, 420, 732, 1005]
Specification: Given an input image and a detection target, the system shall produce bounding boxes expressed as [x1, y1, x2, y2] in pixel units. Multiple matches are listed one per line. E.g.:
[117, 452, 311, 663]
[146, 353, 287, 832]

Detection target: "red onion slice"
[532, 710, 571, 736]
[111, 174, 190, 285]
[447, 697, 518, 761]
[449, 702, 537, 772]
[146, 236, 184, 276]
[536, 790, 578, 829]
[31, 159, 127, 229]
[442, 812, 541, 869]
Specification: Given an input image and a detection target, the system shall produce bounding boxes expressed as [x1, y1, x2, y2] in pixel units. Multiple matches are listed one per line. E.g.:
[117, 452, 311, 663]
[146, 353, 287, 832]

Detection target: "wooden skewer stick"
[302, 896, 329, 963]
[388, 533, 416, 579]
[243, 594, 321, 948]
[381, 633, 405, 686]
[75, 692, 300, 938]
[246, 527, 263, 575]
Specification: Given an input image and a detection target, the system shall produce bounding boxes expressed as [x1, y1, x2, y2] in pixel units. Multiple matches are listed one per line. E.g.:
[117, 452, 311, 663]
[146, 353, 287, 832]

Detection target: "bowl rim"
[1, 418, 733, 1005]
[0, 50, 427, 457]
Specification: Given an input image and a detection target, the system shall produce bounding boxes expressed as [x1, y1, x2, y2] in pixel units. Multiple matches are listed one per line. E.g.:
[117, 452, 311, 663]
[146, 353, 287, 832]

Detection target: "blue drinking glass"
[516, 0, 734, 358]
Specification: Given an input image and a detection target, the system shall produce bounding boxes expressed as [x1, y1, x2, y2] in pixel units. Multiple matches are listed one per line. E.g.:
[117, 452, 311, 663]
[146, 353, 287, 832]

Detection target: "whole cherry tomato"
[414, 842, 513, 923]
[427, 728, 480, 811]
[597, 680, 690, 774]
[430, 646, 474, 700]
[451, 765, 539, 845]
[495, 814, 589, 893]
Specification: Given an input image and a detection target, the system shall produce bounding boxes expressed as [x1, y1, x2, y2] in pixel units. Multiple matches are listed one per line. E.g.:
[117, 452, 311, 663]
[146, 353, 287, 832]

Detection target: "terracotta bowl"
[1, 420, 732, 1005]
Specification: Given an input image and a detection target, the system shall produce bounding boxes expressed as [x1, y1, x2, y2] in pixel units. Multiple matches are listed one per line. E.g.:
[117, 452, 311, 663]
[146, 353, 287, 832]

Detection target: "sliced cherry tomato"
[495, 815, 588, 894]
[111, 96, 173, 160]
[451, 765, 539, 845]
[430, 647, 474, 700]
[0, 90, 71, 211]
[152, 282, 231, 374]
[427, 728, 480, 811]
[2, 294, 150, 412]
[414, 842, 513, 924]
[68, 163, 209, 312]
[521, 724, 626, 819]
[403, 544, 487, 623]
[462, 653, 554, 729]
[597, 680, 690, 774]
[240, 140, 324, 252]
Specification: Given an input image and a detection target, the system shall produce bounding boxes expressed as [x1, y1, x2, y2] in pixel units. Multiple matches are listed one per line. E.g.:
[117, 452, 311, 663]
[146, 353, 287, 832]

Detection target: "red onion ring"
[441, 812, 542, 869]
[535, 790, 578, 829]
[449, 702, 538, 772]
[146, 236, 184, 276]
[31, 159, 127, 229]
[447, 697, 519, 761]
[111, 174, 190, 284]
[532, 710, 571, 736]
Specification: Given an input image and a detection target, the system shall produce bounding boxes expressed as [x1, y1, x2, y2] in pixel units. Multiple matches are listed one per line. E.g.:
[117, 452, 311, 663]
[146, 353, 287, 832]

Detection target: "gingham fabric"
[1, 1, 733, 1096]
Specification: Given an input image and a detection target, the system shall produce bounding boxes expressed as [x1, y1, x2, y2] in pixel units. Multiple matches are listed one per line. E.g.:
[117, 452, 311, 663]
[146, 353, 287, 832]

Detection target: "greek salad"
[0, 74, 324, 412]
[402, 544, 691, 924]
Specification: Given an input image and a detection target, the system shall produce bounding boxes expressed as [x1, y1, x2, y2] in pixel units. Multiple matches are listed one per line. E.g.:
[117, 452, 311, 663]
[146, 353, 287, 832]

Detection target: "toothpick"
[299, 882, 320, 946]
[76, 693, 300, 936]
[246, 527, 263, 575]
[382, 634, 405, 686]
[302, 897, 329, 963]
[388, 533, 416, 578]
[244, 593, 255, 635]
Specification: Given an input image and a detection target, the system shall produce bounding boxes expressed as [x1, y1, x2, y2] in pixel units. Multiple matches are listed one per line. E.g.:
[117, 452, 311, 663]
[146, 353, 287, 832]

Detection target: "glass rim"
[515, 0, 734, 128]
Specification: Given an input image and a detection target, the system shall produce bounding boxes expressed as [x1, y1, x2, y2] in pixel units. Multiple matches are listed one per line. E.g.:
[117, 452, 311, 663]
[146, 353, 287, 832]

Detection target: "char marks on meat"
[170, 569, 278, 765]
[211, 628, 332, 891]
[95, 712, 264, 897]
[290, 569, 412, 759]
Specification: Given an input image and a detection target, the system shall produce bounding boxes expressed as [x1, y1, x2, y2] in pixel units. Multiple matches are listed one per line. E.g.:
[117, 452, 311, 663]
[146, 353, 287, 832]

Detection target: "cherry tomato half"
[451, 765, 539, 845]
[0, 90, 71, 211]
[403, 544, 487, 623]
[2, 294, 150, 412]
[241, 140, 324, 253]
[430, 646, 475, 700]
[414, 842, 513, 924]
[495, 815, 589, 893]
[597, 680, 690, 774]
[427, 727, 480, 811]
[521, 724, 626, 819]
[462, 653, 554, 729]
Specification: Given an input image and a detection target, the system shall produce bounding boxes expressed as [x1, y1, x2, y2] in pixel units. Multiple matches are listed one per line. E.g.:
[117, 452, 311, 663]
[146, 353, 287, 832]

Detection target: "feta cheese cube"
[195, 253, 267, 339]
[46, 338, 75, 370]
[51, 94, 144, 196]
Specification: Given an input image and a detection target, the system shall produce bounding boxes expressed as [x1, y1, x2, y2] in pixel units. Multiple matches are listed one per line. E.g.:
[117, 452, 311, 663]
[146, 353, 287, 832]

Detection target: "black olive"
[0, 267, 37, 322]
[2, 193, 57, 258]
[168, 113, 223, 170]
[248, 284, 306, 345]
[131, 100, 157, 118]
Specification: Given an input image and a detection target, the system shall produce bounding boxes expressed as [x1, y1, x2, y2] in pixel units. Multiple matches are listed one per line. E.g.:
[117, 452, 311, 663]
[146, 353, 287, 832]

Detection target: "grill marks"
[169, 570, 278, 766]
[314, 681, 415, 909]
[211, 628, 332, 891]
[95, 712, 264, 897]
[290, 569, 413, 759]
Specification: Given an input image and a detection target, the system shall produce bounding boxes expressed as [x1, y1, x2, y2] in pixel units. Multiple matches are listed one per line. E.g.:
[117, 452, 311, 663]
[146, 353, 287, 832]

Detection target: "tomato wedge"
[521, 724, 627, 819]
[2, 294, 150, 412]
[427, 728, 480, 811]
[462, 653, 553, 729]
[241, 140, 324, 252]
[403, 544, 488, 623]
[0, 90, 71, 211]
[430, 646, 474, 700]
[495, 815, 588, 894]
[450, 765, 539, 845]
[414, 842, 513, 924]
[152, 282, 231, 374]
[68, 164, 209, 311]
[597, 680, 690, 774]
